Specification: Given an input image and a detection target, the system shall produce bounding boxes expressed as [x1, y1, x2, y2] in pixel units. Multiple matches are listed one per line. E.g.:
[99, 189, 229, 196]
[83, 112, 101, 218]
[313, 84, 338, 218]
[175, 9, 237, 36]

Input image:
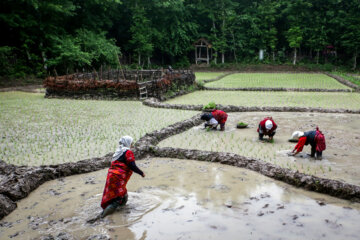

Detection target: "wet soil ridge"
[132, 118, 360, 202]
[143, 98, 360, 114]
[325, 73, 360, 91]
[203, 86, 352, 92]
[150, 147, 360, 202]
[202, 72, 236, 83]
[0, 155, 113, 219]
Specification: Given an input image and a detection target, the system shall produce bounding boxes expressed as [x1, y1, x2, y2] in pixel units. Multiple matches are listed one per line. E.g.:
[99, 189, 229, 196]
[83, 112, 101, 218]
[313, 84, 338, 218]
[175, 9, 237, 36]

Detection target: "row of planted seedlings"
[204, 73, 352, 90]
[0, 93, 197, 166]
[165, 91, 360, 110]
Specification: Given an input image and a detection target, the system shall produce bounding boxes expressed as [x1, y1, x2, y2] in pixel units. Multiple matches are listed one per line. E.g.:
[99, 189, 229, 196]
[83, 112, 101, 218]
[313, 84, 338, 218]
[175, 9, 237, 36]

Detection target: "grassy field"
[205, 73, 350, 89]
[166, 90, 360, 110]
[195, 72, 227, 81]
[0, 92, 196, 166]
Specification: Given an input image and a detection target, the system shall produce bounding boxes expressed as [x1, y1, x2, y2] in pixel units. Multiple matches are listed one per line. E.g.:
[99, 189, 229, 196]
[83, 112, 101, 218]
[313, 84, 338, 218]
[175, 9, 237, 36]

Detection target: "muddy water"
[1, 158, 360, 240]
[159, 112, 360, 185]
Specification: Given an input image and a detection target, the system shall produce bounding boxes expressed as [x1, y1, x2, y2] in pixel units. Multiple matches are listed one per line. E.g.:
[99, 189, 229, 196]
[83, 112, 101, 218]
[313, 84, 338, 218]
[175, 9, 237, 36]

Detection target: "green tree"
[286, 26, 303, 65]
[129, 2, 153, 67]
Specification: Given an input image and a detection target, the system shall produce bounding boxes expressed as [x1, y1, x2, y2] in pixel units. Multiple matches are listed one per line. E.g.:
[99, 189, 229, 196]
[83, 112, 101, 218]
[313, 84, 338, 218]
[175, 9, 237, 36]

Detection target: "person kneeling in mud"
[101, 136, 145, 218]
[257, 117, 277, 141]
[201, 109, 228, 131]
[289, 127, 326, 160]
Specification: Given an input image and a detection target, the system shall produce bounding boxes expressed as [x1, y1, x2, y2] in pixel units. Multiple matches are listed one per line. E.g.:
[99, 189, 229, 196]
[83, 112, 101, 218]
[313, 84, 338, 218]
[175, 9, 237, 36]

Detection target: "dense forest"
[1, 0, 359, 77]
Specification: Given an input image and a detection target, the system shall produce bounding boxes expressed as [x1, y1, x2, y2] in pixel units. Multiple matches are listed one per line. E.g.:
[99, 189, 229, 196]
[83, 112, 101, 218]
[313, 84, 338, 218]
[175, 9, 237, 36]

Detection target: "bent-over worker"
[201, 110, 228, 131]
[257, 117, 277, 141]
[290, 127, 326, 160]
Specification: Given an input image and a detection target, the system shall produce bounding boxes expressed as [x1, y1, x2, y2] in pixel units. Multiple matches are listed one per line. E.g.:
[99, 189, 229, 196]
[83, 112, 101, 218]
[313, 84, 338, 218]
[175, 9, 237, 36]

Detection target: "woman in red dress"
[101, 136, 145, 218]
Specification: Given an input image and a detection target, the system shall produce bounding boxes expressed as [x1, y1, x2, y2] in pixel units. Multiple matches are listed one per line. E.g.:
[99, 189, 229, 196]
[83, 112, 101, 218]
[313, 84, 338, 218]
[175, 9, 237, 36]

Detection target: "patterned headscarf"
[112, 136, 133, 161]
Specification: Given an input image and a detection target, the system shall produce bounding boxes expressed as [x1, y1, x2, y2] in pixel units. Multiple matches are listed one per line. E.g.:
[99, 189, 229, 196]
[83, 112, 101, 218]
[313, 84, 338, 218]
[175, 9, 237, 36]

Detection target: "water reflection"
[1, 158, 359, 240]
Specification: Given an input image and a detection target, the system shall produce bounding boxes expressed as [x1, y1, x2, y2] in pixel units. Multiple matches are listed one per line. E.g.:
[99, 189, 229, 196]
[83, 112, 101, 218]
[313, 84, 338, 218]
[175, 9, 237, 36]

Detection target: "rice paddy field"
[166, 90, 360, 110]
[205, 73, 351, 89]
[1, 71, 360, 240]
[0, 92, 196, 166]
[195, 72, 227, 81]
[158, 112, 360, 185]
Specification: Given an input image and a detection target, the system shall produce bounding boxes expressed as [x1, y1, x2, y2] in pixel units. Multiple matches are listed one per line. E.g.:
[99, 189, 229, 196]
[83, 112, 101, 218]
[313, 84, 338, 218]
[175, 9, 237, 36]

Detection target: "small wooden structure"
[194, 38, 212, 65]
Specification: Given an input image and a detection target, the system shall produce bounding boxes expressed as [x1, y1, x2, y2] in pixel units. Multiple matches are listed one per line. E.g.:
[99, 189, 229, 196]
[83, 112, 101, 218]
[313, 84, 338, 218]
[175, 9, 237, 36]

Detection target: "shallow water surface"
[1, 158, 359, 240]
[159, 112, 360, 185]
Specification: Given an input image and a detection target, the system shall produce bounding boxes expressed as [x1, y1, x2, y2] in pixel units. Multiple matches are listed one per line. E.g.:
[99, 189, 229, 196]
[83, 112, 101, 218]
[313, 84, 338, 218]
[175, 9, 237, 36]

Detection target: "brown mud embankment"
[325, 73, 360, 91]
[0, 155, 112, 219]
[1, 114, 360, 220]
[143, 97, 360, 114]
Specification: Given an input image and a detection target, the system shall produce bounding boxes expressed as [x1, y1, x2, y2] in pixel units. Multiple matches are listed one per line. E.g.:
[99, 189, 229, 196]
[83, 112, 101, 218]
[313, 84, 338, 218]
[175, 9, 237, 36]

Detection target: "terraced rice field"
[158, 112, 360, 185]
[166, 90, 360, 110]
[205, 73, 350, 89]
[0, 92, 196, 166]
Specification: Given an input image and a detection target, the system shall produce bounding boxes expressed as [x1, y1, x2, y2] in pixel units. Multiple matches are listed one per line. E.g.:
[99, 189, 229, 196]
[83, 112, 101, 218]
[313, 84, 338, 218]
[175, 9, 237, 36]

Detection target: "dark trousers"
[259, 131, 276, 140]
[311, 145, 322, 158]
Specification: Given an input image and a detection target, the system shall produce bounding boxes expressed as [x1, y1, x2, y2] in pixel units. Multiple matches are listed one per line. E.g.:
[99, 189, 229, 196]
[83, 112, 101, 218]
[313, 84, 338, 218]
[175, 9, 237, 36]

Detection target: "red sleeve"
[294, 137, 306, 153]
[125, 150, 135, 164]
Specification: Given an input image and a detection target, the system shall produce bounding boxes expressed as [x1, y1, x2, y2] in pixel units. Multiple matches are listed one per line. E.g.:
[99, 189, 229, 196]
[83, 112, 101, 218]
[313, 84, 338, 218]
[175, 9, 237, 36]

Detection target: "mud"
[158, 112, 360, 186]
[1, 158, 360, 240]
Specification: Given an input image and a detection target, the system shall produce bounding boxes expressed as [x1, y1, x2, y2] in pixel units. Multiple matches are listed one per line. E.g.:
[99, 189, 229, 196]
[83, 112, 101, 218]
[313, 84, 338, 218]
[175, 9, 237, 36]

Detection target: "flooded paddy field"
[205, 73, 350, 89]
[165, 90, 360, 110]
[0, 92, 196, 166]
[1, 158, 359, 240]
[159, 112, 360, 185]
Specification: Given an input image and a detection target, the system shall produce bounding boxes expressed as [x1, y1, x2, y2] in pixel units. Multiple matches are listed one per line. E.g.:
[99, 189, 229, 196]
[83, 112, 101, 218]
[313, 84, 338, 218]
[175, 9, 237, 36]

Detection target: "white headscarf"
[291, 131, 304, 140]
[265, 120, 273, 130]
[112, 136, 133, 161]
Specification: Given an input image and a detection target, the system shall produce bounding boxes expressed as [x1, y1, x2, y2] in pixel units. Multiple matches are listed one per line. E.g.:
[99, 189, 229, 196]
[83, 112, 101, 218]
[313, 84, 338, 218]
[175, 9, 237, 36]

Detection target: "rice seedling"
[166, 91, 360, 110]
[0, 92, 196, 166]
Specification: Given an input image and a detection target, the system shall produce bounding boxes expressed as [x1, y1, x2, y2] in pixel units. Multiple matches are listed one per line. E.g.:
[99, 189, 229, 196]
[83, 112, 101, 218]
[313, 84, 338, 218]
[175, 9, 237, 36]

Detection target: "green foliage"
[1, 0, 360, 79]
[47, 31, 120, 73]
[286, 27, 303, 49]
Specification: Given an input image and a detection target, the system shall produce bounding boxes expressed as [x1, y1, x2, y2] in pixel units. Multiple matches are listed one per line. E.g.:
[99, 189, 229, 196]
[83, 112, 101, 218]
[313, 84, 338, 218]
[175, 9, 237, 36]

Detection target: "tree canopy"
[1, 0, 359, 76]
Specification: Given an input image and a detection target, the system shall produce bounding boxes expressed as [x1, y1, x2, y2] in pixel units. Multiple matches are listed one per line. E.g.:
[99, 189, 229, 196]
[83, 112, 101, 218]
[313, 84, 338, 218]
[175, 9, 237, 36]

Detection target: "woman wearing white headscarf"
[257, 117, 277, 141]
[101, 136, 145, 218]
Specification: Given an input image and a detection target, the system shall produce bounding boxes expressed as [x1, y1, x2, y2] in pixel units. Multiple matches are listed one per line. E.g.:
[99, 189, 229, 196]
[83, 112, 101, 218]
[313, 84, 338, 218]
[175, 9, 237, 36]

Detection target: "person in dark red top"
[201, 110, 228, 131]
[289, 128, 326, 160]
[100, 136, 145, 218]
[257, 117, 277, 141]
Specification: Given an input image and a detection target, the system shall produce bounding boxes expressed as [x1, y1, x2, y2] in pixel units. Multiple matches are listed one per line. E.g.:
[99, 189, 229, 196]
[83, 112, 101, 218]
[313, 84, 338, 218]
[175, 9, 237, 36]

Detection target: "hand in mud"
[141, 173, 145, 178]
[287, 152, 295, 156]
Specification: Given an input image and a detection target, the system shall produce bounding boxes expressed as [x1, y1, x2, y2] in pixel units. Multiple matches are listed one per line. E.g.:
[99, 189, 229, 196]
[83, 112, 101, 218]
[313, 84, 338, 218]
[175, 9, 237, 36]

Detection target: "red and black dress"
[101, 150, 143, 209]
[211, 110, 228, 128]
[293, 130, 326, 158]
